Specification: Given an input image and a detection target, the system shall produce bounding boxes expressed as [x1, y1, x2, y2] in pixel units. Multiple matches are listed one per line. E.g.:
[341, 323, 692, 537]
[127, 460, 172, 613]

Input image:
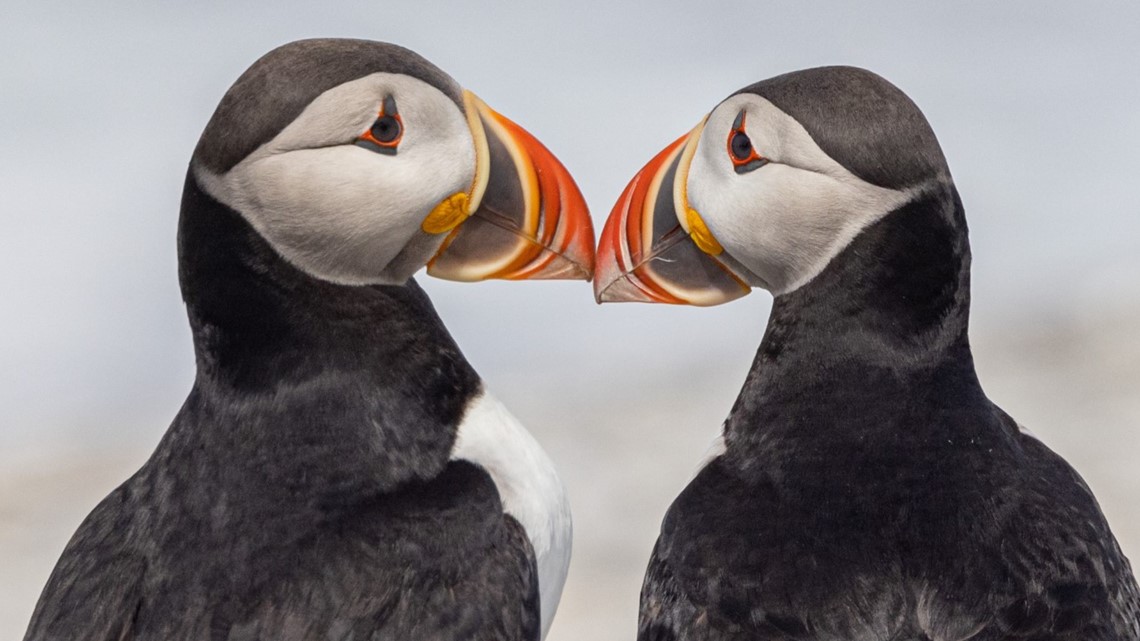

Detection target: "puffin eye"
[726, 110, 768, 174]
[371, 115, 401, 143]
[730, 131, 754, 161]
[355, 95, 403, 155]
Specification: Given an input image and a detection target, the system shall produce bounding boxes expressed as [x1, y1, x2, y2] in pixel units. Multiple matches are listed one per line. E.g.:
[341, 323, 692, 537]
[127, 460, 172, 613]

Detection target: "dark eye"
[725, 110, 768, 174]
[730, 131, 753, 161]
[355, 96, 403, 155]
[370, 115, 401, 143]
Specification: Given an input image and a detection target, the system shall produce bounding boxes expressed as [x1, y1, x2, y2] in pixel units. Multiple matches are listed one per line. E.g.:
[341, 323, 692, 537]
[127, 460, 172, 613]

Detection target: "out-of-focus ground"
[4, 300, 1139, 640]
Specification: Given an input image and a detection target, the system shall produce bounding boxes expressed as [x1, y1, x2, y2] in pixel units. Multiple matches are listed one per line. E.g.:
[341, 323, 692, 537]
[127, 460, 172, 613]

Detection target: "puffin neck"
[176, 170, 479, 397]
[724, 185, 985, 458]
[168, 171, 482, 502]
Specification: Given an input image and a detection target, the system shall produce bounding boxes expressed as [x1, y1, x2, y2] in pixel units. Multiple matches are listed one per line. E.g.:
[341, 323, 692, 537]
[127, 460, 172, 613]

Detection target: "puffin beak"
[427, 91, 595, 282]
[593, 119, 750, 305]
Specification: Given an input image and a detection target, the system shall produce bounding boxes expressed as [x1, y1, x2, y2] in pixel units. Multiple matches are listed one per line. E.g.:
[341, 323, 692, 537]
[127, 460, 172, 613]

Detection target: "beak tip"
[592, 271, 659, 304]
[569, 230, 597, 282]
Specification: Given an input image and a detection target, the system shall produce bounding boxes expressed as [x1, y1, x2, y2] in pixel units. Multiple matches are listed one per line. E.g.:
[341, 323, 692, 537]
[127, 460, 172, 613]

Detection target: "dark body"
[24, 177, 539, 641]
[639, 186, 1140, 640]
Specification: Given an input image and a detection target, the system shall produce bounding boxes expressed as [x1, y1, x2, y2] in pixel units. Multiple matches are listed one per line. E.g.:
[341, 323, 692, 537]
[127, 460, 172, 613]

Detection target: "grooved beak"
[594, 120, 750, 305]
[428, 92, 595, 282]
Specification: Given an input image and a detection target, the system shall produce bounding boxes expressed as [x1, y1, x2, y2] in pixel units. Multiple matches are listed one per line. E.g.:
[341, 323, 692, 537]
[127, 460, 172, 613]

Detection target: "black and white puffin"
[25, 39, 593, 640]
[595, 67, 1140, 640]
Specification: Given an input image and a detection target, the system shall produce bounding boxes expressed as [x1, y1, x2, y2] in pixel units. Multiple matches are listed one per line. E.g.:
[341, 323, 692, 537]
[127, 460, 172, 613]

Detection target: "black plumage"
[639, 70, 1140, 640]
[26, 94, 539, 641]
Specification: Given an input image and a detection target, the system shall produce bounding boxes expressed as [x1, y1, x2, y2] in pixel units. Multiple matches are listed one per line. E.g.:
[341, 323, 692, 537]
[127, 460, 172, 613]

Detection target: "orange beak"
[594, 121, 750, 305]
[428, 92, 595, 282]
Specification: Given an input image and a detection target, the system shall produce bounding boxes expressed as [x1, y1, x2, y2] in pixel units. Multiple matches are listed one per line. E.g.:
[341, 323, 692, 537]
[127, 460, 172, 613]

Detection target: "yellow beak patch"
[422, 192, 471, 234]
[685, 207, 724, 256]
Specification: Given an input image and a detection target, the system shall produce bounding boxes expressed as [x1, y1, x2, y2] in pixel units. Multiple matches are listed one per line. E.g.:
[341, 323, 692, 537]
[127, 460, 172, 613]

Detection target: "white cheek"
[692, 163, 909, 294]
[691, 164, 824, 290]
[199, 141, 474, 285]
[238, 147, 440, 281]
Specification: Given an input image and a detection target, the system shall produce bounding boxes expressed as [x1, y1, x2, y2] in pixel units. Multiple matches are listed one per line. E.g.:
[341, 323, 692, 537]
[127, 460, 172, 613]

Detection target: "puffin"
[25, 38, 593, 641]
[594, 67, 1140, 640]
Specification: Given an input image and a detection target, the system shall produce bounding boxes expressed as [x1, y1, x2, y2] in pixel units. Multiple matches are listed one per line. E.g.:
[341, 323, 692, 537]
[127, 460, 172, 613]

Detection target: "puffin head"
[594, 66, 952, 305]
[192, 38, 594, 288]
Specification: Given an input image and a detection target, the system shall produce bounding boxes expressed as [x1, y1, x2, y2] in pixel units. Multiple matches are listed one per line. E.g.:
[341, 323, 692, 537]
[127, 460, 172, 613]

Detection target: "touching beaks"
[427, 91, 595, 282]
[593, 119, 750, 305]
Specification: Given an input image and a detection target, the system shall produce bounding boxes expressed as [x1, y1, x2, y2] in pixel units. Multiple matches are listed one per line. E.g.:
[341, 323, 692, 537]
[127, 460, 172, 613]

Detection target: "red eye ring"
[725, 111, 767, 174]
[356, 96, 403, 155]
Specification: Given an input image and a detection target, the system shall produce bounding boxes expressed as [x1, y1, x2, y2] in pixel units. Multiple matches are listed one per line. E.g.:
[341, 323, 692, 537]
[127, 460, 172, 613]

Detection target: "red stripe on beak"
[490, 112, 595, 280]
[594, 136, 689, 304]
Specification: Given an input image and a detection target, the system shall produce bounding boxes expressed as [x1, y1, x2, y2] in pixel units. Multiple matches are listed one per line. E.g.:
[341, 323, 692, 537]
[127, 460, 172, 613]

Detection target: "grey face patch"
[732, 110, 746, 131]
[383, 95, 399, 117]
[687, 94, 913, 295]
[194, 39, 463, 173]
[735, 66, 950, 190]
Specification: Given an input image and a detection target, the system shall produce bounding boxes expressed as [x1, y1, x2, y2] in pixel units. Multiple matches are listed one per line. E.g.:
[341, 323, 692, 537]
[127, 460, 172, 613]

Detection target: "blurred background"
[2, 1, 1139, 638]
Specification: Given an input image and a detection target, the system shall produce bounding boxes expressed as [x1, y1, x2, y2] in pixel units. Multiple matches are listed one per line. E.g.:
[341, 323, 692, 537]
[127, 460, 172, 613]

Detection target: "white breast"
[450, 389, 572, 639]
